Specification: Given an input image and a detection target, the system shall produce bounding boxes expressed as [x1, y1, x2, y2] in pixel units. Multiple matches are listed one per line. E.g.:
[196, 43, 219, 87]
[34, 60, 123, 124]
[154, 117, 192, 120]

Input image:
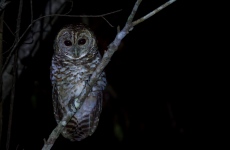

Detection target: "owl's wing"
[89, 91, 103, 133]
[52, 83, 63, 123]
[71, 91, 103, 141]
[50, 63, 62, 123]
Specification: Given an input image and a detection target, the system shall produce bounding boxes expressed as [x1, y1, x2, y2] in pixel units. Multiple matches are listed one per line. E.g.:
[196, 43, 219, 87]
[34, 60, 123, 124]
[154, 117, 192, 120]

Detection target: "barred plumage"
[50, 24, 107, 141]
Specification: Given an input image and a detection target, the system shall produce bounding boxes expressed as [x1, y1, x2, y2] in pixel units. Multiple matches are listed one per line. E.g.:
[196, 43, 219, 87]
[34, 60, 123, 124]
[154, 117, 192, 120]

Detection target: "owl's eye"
[78, 39, 86, 45]
[64, 40, 72, 46]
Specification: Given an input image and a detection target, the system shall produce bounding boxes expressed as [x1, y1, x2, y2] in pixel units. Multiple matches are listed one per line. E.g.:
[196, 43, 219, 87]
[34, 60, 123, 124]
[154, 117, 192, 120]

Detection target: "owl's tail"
[61, 112, 99, 141]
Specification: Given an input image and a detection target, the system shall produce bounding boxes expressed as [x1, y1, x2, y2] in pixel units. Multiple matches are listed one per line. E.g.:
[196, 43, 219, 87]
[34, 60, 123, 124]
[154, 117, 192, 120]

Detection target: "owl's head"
[54, 24, 97, 59]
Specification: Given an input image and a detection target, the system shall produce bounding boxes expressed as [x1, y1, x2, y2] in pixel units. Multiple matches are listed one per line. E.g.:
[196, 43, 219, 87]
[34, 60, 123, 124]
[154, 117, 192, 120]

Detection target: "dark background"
[1, 0, 226, 149]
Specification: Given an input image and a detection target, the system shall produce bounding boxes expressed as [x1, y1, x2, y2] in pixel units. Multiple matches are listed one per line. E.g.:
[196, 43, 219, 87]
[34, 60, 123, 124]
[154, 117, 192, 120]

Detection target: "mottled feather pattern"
[50, 24, 106, 141]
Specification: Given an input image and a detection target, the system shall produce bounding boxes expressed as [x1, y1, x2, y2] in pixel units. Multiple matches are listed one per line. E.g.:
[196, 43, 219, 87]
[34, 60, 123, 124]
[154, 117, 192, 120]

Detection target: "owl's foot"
[74, 98, 80, 109]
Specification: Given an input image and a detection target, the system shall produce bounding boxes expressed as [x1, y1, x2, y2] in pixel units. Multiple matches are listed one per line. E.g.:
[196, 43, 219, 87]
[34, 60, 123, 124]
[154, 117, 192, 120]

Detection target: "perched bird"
[50, 24, 107, 141]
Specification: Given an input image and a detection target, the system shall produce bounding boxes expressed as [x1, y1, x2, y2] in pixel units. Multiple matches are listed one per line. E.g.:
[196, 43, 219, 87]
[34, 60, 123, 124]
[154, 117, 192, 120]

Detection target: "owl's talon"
[61, 121, 67, 126]
[74, 98, 80, 109]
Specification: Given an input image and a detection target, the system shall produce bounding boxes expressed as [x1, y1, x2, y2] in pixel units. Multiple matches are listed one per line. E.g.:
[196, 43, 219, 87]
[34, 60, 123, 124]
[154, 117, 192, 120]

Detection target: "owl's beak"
[74, 47, 79, 57]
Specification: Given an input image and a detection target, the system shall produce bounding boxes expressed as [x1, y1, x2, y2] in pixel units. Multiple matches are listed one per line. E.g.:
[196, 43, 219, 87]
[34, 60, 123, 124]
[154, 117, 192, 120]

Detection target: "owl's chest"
[53, 62, 95, 98]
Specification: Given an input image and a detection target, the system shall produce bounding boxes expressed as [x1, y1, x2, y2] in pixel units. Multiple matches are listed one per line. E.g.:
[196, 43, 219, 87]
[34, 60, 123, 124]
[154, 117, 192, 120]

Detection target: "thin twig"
[102, 17, 114, 27]
[50, 0, 73, 26]
[0, 11, 3, 148]
[0, 102, 2, 148]
[167, 102, 174, 121]
[35, 9, 122, 21]
[3, 21, 15, 37]
[2, 40, 16, 54]
[132, 0, 176, 26]
[63, 0, 73, 15]
[16, 144, 19, 150]
[30, 0, 33, 24]
[6, 0, 23, 149]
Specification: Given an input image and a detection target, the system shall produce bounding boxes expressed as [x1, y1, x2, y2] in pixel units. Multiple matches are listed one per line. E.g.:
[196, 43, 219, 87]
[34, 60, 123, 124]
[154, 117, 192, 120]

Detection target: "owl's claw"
[61, 121, 67, 126]
[74, 98, 80, 109]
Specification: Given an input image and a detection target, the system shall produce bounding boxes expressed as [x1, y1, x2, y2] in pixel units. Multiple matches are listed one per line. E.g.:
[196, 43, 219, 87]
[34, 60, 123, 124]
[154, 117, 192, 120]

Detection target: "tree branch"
[30, 0, 33, 24]
[0, 9, 3, 149]
[42, 0, 176, 149]
[6, 0, 23, 149]
[0, 0, 10, 14]
[41, 114, 72, 150]
[132, 0, 176, 26]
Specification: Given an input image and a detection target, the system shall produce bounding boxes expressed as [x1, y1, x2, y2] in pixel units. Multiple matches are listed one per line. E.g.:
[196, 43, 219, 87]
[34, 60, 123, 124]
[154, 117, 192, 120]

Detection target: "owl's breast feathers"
[50, 52, 107, 141]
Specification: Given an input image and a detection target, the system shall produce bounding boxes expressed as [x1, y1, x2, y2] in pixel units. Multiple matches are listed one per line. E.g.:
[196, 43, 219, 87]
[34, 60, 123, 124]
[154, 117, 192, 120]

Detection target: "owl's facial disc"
[56, 28, 95, 60]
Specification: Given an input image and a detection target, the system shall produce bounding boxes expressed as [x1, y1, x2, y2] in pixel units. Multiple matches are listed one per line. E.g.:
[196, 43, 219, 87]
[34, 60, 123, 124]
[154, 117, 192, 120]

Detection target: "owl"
[50, 24, 107, 141]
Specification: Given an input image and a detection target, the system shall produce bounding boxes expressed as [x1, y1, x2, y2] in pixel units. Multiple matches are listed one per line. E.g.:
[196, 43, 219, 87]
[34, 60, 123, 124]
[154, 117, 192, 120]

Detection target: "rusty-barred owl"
[50, 24, 107, 141]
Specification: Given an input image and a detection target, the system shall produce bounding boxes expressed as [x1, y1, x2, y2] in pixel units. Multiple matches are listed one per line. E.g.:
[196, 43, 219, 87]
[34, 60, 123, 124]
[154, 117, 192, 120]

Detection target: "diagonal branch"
[42, 0, 176, 149]
[132, 0, 176, 26]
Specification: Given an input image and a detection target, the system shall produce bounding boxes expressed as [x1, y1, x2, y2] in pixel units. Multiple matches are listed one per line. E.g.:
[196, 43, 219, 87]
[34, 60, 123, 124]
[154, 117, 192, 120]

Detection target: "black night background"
[0, 0, 226, 150]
